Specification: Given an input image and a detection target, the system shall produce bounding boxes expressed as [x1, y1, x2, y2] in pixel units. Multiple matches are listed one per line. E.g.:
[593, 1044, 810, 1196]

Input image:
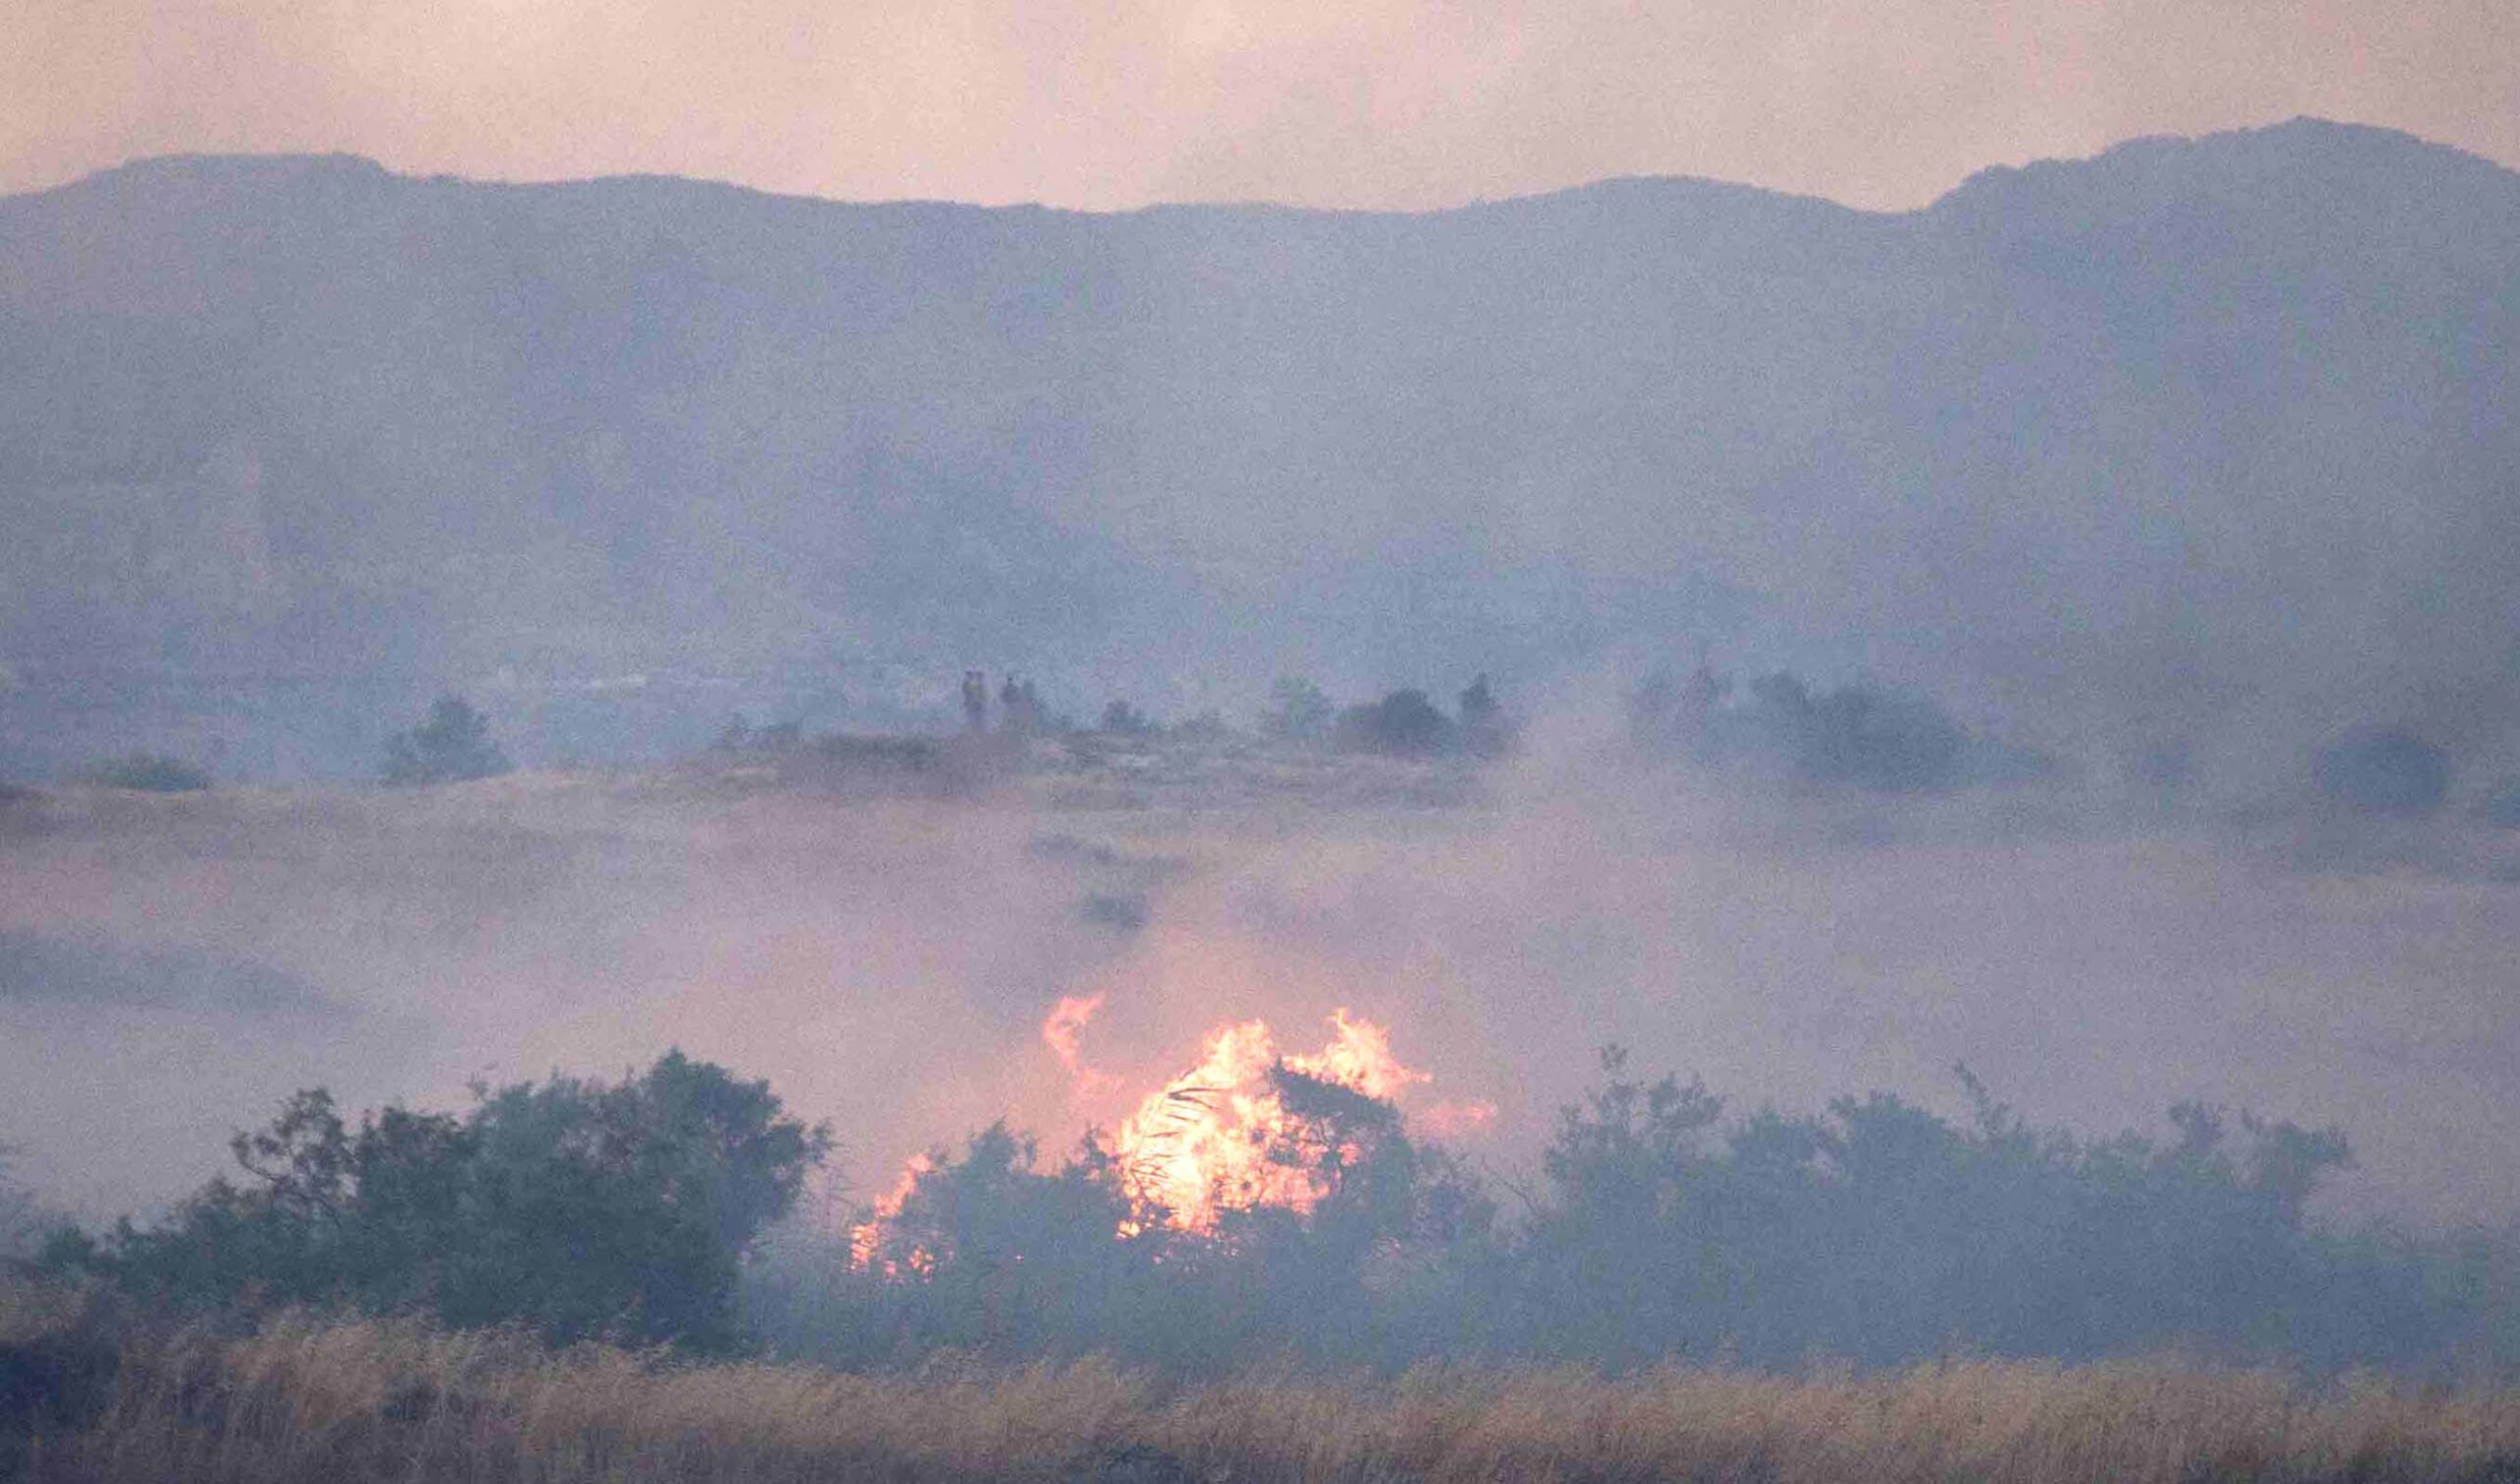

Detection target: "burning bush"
[25, 1024, 2510, 1379]
[808, 1013, 1497, 1372]
[771, 1031, 2465, 1378]
[1102, 1013, 1430, 1234]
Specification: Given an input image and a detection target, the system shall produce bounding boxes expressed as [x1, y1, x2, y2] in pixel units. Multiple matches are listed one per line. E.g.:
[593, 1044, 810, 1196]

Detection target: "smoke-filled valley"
[7, 715, 2520, 1371]
[6, 116, 2520, 1475]
[4, 731, 2518, 1223]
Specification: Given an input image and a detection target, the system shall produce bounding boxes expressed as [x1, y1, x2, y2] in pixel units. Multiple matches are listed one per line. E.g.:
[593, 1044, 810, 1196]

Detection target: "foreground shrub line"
[7, 1295, 2520, 1484]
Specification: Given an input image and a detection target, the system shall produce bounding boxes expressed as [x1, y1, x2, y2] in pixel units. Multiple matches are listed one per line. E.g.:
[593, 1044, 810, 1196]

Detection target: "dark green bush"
[1511, 1054, 2359, 1368]
[56, 1053, 828, 1351]
[1333, 689, 1456, 756]
[382, 696, 512, 785]
[746, 1051, 2520, 1377]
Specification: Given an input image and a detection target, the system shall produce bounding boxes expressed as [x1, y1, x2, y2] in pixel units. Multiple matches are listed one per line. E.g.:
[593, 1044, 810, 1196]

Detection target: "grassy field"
[8, 1286, 2520, 1483]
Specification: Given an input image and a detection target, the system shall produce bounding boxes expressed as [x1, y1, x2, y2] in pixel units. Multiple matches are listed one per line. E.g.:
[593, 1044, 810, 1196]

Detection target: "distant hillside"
[1, 120, 2513, 780]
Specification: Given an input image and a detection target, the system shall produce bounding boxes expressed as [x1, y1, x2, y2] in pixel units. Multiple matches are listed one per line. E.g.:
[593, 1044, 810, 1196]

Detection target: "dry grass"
[7, 1286, 2520, 1482]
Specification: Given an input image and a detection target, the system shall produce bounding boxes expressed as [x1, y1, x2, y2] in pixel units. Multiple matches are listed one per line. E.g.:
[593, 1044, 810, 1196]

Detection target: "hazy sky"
[8, 0, 2515, 210]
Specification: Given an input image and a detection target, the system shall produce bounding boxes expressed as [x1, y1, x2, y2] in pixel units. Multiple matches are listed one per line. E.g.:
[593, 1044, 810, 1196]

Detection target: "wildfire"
[1108, 1010, 1426, 1233]
[849, 1003, 1480, 1271]
[847, 1153, 934, 1277]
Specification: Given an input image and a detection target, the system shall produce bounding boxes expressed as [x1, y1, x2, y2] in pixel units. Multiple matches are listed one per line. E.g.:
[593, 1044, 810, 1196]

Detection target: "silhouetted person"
[1000, 675, 1041, 736]
[962, 671, 989, 732]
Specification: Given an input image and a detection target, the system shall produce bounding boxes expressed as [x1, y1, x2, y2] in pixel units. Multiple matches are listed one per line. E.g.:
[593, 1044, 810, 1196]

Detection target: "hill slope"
[1, 120, 2512, 777]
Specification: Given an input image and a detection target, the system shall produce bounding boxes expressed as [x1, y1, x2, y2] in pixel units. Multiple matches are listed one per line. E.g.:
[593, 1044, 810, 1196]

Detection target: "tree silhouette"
[383, 696, 512, 785]
[60, 1053, 829, 1350]
[1263, 677, 1336, 742]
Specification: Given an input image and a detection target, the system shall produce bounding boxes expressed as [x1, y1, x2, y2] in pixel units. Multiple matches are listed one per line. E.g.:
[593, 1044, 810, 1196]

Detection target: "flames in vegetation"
[849, 1005, 1480, 1268]
[1108, 1010, 1426, 1234]
[847, 1155, 934, 1277]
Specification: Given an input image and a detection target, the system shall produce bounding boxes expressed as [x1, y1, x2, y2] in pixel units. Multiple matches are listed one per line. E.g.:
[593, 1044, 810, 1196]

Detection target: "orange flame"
[848, 1153, 934, 1276]
[1108, 1009, 1427, 1234]
[850, 1005, 1477, 1271]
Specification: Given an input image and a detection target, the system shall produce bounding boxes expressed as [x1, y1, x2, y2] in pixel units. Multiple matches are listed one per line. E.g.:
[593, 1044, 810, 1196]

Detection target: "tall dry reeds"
[7, 1283, 2520, 1483]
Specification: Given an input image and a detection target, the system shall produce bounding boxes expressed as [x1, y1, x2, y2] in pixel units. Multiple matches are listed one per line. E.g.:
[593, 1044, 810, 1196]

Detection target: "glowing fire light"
[1041, 992, 1119, 1095]
[850, 1005, 1476, 1271]
[1412, 1098, 1500, 1139]
[1107, 1009, 1425, 1234]
[848, 1153, 933, 1277]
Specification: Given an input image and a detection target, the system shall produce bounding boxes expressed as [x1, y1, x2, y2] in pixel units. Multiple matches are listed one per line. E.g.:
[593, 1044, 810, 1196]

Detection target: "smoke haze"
[7, 0, 2517, 213]
[3, 124, 2515, 798]
[7, 741, 2517, 1234]
[4, 87, 2519, 1382]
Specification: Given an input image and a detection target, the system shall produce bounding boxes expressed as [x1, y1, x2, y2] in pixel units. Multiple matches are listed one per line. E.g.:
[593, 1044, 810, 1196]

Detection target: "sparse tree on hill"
[1101, 699, 1156, 738]
[961, 671, 989, 732]
[1, 1144, 49, 1263]
[1458, 674, 1511, 758]
[1263, 677, 1336, 743]
[382, 695, 512, 785]
[1333, 689, 1455, 757]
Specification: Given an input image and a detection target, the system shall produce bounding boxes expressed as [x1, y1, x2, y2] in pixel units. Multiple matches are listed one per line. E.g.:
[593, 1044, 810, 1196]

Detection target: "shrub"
[1514, 1052, 2358, 1368]
[1100, 699, 1156, 738]
[382, 696, 512, 785]
[0, 1149, 51, 1266]
[1333, 689, 1456, 757]
[779, 1067, 1493, 1374]
[2314, 727, 2451, 816]
[81, 753, 212, 792]
[1262, 677, 1336, 742]
[1630, 665, 1993, 792]
[756, 1052, 2436, 1376]
[57, 1053, 828, 1350]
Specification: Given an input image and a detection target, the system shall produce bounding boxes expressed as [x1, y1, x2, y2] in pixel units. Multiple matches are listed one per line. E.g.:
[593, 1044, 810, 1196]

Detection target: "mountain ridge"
[1, 118, 2513, 783]
[24, 115, 2512, 219]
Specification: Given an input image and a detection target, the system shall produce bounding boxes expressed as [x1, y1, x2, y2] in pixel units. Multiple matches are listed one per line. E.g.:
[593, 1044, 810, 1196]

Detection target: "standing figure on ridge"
[1000, 675, 1040, 737]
